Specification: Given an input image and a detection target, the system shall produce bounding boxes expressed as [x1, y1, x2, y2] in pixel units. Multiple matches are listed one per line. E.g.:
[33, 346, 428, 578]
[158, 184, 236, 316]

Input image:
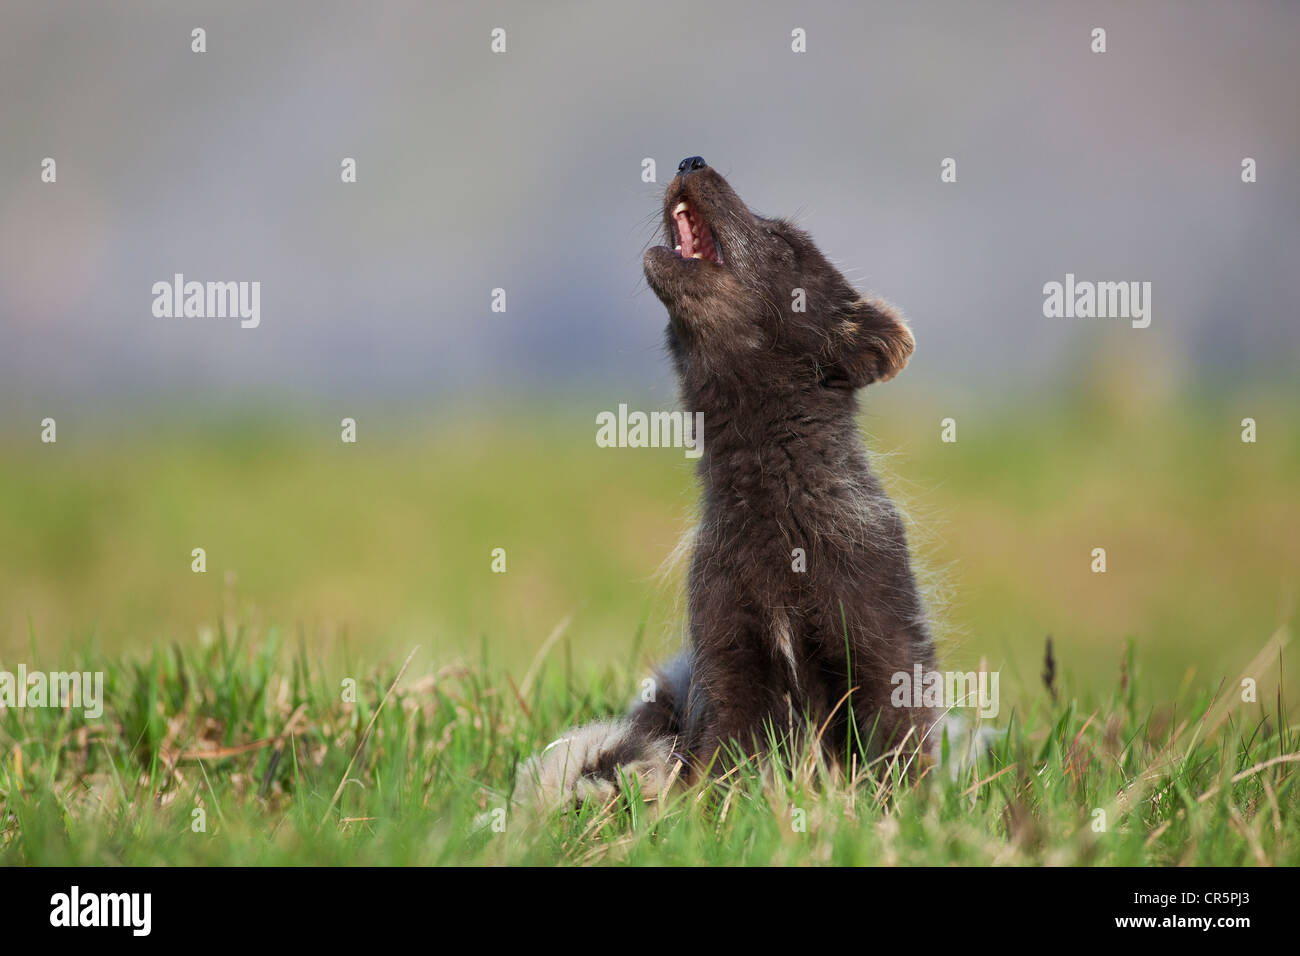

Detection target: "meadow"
[0, 385, 1297, 864]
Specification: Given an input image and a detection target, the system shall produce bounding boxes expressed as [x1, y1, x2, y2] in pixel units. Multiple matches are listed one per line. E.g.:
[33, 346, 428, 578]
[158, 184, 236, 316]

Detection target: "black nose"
[677, 156, 707, 174]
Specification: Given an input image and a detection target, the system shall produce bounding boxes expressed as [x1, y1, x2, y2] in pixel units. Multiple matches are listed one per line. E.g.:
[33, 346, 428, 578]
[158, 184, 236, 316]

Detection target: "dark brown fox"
[520, 157, 937, 807]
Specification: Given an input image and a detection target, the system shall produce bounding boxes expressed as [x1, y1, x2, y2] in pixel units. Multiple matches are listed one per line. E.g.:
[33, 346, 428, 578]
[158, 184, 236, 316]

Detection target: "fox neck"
[682, 374, 864, 489]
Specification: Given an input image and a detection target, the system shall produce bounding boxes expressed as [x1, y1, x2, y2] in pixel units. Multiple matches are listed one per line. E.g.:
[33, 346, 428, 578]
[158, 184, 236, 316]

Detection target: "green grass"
[0, 387, 1297, 863]
[1, 622, 1296, 865]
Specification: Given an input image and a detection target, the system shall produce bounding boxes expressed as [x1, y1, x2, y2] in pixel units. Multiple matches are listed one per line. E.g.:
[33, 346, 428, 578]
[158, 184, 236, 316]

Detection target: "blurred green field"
[1, 385, 1298, 865]
[2, 386, 1296, 701]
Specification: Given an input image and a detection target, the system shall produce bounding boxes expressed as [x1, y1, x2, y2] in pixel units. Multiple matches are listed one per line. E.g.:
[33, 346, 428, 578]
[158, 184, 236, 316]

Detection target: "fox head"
[644, 157, 914, 396]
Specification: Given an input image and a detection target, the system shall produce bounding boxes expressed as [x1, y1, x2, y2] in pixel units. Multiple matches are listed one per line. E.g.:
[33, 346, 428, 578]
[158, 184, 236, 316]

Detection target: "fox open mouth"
[673, 201, 723, 264]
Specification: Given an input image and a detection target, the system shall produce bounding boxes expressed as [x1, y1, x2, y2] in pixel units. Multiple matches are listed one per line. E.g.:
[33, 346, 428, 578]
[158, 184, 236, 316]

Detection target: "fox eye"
[768, 230, 797, 257]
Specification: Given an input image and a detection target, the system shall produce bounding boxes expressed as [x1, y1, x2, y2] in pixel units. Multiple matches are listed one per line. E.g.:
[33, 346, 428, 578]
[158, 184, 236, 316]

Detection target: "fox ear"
[828, 297, 915, 388]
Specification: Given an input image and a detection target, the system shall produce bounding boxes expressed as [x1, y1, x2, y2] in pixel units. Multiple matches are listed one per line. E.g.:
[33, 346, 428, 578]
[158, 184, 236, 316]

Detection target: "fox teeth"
[673, 202, 689, 216]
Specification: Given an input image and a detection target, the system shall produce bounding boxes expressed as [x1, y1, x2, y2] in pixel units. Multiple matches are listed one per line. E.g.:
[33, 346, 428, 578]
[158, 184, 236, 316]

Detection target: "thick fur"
[515, 720, 678, 810]
[521, 160, 938, 809]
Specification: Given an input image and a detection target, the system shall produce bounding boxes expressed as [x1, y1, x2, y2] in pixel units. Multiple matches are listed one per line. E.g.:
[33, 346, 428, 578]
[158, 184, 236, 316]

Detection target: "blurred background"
[1, 1, 1296, 698]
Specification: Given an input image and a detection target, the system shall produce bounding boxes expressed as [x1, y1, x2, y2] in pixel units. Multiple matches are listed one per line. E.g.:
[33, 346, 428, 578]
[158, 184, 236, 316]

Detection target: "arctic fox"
[521, 157, 937, 807]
